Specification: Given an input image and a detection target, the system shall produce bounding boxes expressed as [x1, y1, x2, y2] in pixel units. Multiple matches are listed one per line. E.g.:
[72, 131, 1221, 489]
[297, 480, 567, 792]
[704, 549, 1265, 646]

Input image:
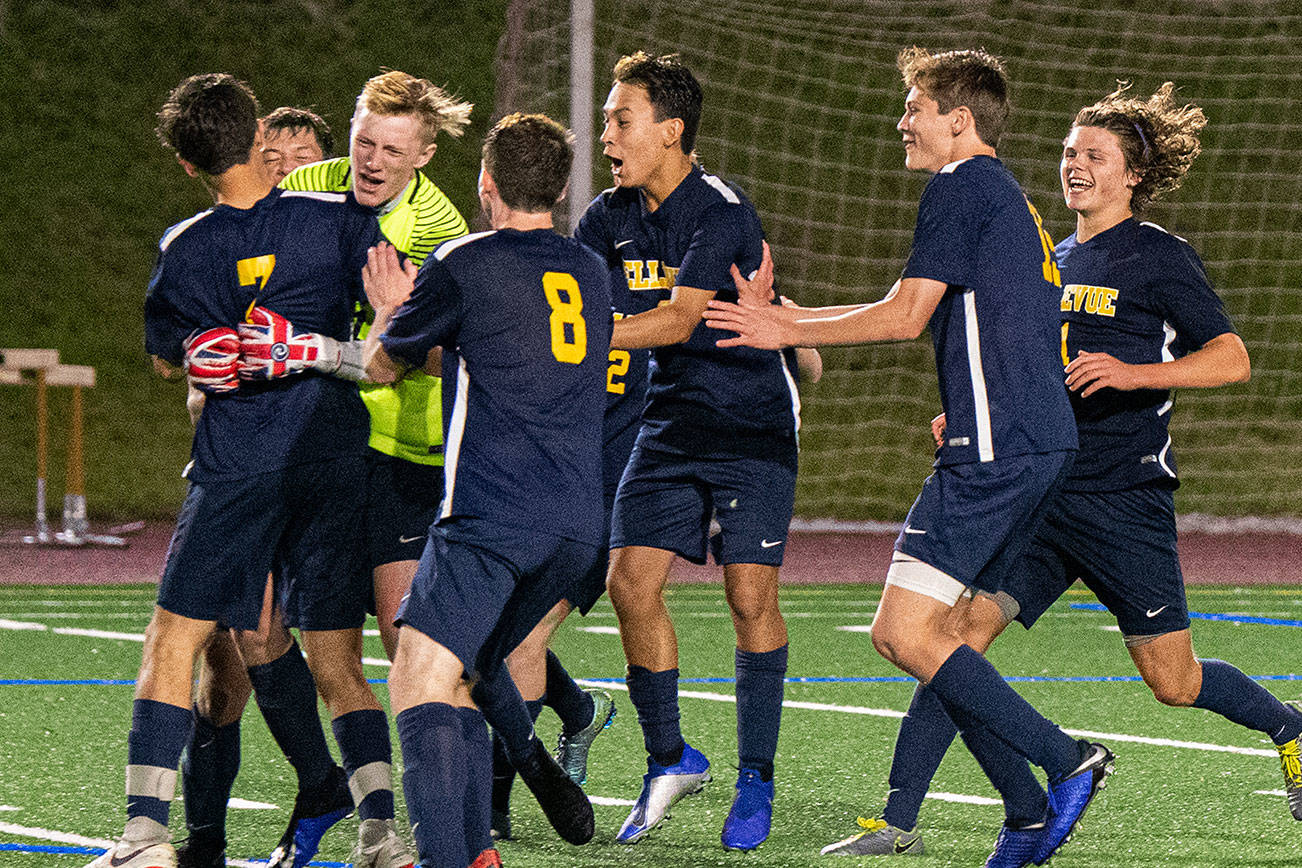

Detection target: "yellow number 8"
[542, 271, 587, 364]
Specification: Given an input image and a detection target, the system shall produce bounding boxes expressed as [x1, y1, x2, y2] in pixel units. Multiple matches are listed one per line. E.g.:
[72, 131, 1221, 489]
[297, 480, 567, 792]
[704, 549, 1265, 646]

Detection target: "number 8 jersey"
[379, 228, 613, 545]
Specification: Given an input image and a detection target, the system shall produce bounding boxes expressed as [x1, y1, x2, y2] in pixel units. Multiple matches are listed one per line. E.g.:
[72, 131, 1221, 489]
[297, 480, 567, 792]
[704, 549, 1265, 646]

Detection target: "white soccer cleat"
[349, 818, 414, 868]
[615, 743, 711, 844]
[85, 840, 177, 868]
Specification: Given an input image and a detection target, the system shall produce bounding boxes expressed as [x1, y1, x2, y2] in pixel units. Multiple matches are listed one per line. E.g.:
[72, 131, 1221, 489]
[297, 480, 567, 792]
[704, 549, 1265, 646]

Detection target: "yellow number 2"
[542, 271, 587, 364]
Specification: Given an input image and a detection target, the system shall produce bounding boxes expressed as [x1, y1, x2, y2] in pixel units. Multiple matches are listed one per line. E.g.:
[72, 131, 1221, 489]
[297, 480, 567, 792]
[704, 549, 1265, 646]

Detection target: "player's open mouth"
[608, 156, 625, 179]
[1066, 177, 1091, 192]
[356, 171, 383, 192]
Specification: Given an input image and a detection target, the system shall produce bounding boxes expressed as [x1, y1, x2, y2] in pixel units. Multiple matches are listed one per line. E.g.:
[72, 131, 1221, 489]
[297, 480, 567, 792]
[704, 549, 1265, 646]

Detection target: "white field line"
[1, 620, 1281, 759]
[924, 792, 1001, 806]
[588, 795, 637, 807]
[0, 821, 113, 848]
[575, 625, 621, 635]
[226, 798, 277, 810]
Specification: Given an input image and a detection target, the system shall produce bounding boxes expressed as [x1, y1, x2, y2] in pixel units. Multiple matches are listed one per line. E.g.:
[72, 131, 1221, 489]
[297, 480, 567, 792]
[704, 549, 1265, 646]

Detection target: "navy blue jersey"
[1055, 218, 1235, 491]
[903, 155, 1077, 465]
[380, 228, 611, 545]
[575, 165, 799, 456]
[602, 265, 651, 496]
[144, 188, 380, 480]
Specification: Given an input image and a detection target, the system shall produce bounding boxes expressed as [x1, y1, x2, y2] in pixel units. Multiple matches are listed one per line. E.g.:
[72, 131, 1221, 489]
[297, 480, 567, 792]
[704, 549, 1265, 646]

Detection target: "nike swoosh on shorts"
[1146, 605, 1168, 618]
[760, 539, 783, 548]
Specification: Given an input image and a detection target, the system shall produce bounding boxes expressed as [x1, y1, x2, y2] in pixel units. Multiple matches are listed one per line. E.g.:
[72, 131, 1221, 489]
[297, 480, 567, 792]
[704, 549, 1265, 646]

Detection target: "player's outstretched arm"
[705, 276, 945, 349]
[1065, 332, 1250, 398]
[610, 285, 716, 349]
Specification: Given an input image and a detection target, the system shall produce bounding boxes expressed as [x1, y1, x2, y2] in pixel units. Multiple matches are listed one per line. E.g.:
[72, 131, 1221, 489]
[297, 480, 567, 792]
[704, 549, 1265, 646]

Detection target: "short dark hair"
[262, 106, 334, 158]
[613, 51, 703, 155]
[155, 73, 260, 175]
[897, 47, 1010, 148]
[482, 113, 573, 213]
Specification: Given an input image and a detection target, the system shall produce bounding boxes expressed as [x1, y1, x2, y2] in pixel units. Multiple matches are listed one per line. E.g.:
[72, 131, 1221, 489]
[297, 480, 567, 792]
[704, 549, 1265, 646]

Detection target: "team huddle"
[85, 44, 1301, 868]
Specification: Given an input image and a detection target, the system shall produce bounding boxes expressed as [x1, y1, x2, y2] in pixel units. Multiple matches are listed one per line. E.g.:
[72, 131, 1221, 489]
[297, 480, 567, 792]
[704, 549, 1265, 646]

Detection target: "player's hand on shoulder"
[182, 326, 240, 394]
[732, 239, 775, 306]
[931, 412, 946, 448]
[1065, 350, 1144, 397]
[363, 242, 416, 313]
[238, 306, 358, 381]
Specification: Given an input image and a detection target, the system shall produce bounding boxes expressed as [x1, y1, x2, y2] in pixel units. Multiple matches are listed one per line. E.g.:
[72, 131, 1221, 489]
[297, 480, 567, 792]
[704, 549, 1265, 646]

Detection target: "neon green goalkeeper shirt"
[281, 157, 468, 466]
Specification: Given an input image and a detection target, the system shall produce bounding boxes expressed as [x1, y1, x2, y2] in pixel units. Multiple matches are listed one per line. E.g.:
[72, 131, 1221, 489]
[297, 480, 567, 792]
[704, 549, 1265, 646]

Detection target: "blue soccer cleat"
[720, 768, 774, 851]
[1032, 742, 1114, 865]
[615, 743, 712, 844]
[267, 765, 355, 868]
[982, 823, 1045, 868]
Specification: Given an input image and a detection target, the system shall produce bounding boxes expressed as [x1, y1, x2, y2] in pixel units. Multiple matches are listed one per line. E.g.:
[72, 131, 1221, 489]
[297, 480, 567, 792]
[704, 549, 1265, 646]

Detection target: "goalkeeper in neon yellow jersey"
[279, 70, 471, 658]
[178, 72, 473, 868]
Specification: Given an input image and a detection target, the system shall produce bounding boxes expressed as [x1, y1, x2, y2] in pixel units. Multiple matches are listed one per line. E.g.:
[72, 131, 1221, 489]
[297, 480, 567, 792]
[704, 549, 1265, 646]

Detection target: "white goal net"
[495, 0, 1302, 524]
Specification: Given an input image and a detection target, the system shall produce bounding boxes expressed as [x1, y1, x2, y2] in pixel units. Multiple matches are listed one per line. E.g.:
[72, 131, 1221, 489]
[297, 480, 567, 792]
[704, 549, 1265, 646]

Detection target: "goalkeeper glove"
[182, 326, 240, 394]
[238, 306, 367, 382]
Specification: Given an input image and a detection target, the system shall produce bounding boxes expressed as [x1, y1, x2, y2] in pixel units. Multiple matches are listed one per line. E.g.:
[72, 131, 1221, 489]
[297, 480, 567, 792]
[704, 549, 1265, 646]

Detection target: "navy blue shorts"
[610, 442, 797, 566]
[397, 517, 603, 679]
[159, 457, 369, 632]
[895, 451, 1073, 595]
[1003, 485, 1189, 636]
[562, 488, 615, 616]
[365, 449, 444, 570]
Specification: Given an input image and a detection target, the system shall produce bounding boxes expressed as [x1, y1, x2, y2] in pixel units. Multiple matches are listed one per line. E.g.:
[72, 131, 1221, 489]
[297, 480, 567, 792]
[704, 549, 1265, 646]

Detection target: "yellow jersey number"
[542, 271, 587, 364]
[237, 255, 276, 319]
[608, 312, 631, 394]
[1025, 200, 1061, 288]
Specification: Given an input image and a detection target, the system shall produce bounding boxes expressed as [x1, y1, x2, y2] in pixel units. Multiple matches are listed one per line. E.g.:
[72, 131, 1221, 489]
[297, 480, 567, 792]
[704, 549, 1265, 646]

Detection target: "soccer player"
[261, 106, 334, 183]
[485, 277, 637, 841]
[87, 72, 384, 868]
[364, 111, 611, 868]
[580, 51, 802, 852]
[820, 82, 1301, 863]
[180, 70, 471, 868]
[175, 103, 337, 868]
[704, 47, 1115, 866]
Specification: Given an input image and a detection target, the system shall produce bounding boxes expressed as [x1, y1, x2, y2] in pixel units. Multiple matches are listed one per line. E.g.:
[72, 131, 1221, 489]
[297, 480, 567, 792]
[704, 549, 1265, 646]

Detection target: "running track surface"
[0, 522, 1296, 586]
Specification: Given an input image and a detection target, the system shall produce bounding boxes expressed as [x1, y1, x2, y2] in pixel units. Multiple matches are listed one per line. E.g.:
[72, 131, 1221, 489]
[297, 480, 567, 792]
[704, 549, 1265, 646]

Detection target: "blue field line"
[0, 843, 102, 855]
[0, 844, 346, 865]
[0, 678, 135, 686]
[1070, 602, 1302, 628]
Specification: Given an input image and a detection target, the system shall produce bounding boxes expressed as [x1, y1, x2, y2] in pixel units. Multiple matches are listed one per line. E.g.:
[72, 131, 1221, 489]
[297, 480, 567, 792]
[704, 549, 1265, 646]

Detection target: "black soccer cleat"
[514, 736, 594, 845]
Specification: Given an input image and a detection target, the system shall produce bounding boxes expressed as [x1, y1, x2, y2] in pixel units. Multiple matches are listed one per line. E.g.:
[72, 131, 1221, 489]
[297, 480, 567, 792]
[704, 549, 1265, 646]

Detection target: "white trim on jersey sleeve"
[778, 352, 802, 435]
[938, 157, 974, 175]
[434, 230, 496, 261]
[700, 172, 741, 204]
[963, 289, 994, 462]
[160, 210, 213, 252]
[1157, 320, 1177, 416]
[439, 356, 471, 520]
[1140, 220, 1189, 244]
[280, 190, 347, 204]
[1156, 434, 1176, 479]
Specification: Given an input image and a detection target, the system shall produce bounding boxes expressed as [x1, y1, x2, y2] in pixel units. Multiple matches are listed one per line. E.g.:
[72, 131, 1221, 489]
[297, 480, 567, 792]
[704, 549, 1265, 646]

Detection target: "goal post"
[496, 0, 1302, 524]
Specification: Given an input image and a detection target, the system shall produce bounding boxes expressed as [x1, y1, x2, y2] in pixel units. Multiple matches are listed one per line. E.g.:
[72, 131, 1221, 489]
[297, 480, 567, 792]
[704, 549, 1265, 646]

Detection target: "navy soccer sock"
[397, 703, 467, 868]
[735, 644, 787, 781]
[331, 709, 394, 821]
[490, 731, 514, 814]
[459, 707, 494, 862]
[471, 668, 538, 766]
[181, 709, 240, 848]
[545, 649, 595, 735]
[1195, 658, 1302, 744]
[881, 684, 957, 831]
[125, 699, 195, 840]
[626, 665, 685, 767]
[928, 645, 1083, 782]
[944, 700, 1048, 827]
[247, 641, 335, 793]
